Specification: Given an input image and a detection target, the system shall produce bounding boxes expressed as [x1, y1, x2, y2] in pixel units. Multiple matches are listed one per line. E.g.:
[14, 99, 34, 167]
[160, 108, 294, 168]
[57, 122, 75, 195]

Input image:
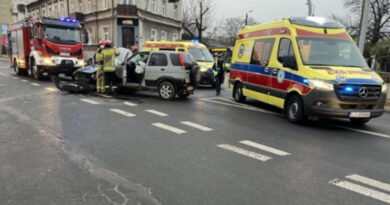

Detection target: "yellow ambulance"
[143, 41, 216, 86]
[229, 17, 388, 125]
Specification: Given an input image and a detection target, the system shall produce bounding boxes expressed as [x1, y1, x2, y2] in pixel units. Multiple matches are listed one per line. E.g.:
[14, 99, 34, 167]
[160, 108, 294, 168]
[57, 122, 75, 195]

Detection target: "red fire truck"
[7, 17, 84, 80]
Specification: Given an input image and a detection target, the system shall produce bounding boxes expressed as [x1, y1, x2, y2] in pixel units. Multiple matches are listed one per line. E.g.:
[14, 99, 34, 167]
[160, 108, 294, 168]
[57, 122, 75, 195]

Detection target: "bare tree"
[223, 16, 257, 44]
[182, 0, 214, 42]
[343, 0, 390, 45]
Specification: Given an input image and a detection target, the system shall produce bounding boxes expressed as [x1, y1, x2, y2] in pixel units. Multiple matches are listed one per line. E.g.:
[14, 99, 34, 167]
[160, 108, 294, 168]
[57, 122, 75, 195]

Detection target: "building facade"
[22, 0, 182, 58]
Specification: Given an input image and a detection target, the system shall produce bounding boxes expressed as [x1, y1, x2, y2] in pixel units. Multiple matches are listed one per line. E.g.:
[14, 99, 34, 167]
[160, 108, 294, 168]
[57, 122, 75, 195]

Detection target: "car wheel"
[31, 60, 43, 80]
[233, 83, 246, 102]
[285, 95, 305, 123]
[350, 118, 370, 126]
[159, 81, 176, 100]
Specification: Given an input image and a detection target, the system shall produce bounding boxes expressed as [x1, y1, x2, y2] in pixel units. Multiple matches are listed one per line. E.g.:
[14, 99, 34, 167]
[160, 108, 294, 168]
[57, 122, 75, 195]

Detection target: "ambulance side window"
[250, 38, 275, 66]
[278, 38, 295, 62]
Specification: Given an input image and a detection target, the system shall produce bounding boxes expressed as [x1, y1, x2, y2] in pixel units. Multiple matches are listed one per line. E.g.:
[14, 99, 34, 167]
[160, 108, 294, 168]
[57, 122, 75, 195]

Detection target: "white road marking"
[145, 109, 168, 117]
[30, 83, 40, 87]
[21, 79, 29, 83]
[181, 121, 213, 132]
[45, 87, 57, 92]
[110, 108, 136, 118]
[12, 77, 19, 80]
[124, 101, 137, 107]
[239, 140, 290, 156]
[202, 97, 280, 116]
[346, 174, 390, 192]
[80, 99, 101, 105]
[217, 144, 272, 162]
[341, 126, 390, 139]
[152, 123, 187, 134]
[99, 94, 112, 98]
[330, 179, 390, 204]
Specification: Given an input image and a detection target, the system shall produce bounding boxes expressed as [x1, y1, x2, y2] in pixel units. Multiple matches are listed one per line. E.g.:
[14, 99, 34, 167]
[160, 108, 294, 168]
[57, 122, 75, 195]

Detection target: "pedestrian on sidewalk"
[213, 55, 225, 96]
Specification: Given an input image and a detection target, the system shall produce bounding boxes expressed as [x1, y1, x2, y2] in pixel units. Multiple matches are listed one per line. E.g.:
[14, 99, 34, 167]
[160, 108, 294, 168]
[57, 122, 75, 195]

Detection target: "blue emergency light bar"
[60, 17, 78, 24]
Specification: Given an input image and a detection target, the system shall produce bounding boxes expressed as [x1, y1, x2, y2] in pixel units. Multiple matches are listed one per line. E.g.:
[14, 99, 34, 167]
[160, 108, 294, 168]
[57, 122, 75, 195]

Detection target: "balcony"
[117, 4, 138, 16]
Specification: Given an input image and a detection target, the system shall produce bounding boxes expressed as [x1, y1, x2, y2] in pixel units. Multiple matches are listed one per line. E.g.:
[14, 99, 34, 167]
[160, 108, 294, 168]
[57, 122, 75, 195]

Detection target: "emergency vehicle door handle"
[264, 67, 269, 72]
[272, 68, 278, 73]
[161, 68, 165, 71]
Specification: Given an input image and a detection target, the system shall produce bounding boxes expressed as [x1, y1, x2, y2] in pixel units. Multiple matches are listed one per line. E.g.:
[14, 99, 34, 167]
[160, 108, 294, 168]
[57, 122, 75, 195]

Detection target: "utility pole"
[307, 0, 313, 16]
[245, 10, 253, 25]
[358, 0, 370, 52]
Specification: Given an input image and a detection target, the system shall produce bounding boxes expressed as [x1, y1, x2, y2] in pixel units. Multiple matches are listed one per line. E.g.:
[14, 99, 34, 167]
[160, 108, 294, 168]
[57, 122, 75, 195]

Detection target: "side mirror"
[281, 56, 297, 70]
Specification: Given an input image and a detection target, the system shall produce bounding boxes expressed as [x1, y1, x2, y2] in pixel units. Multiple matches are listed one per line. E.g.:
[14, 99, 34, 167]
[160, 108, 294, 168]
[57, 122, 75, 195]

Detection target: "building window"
[151, 29, 157, 41]
[86, 0, 92, 13]
[162, 0, 166, 16]
[172, 33, 178, 41]
[41, 7, 45, 17]
[48, 3, 52, 16]
[70, 0, 74, 13]
[102, 0, 107, 9]
[102, 27, 110, 40]
[174, 4, 179, 19]
[78, 0, 82, 12]
[60, 0, 65, 16]
[161, 31, 167, 41]
[151, 0, 156, 13]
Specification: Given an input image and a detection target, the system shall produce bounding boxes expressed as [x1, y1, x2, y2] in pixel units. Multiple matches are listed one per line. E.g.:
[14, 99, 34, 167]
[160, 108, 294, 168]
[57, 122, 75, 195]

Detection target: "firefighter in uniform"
[100, 40, 119, 94]
[95, 40, 105, 93]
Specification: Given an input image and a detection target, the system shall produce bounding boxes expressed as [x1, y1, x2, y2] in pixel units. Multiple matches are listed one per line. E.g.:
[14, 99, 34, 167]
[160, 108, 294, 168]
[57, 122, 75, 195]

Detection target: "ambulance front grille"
[335, 84, 382, 101]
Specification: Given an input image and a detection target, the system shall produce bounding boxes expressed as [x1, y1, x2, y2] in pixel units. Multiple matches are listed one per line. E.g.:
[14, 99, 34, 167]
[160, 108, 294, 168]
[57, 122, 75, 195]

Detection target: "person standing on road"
[100, 40, 119, 94]
[95, 40, 105, 94]
[213, 55, 225, 96]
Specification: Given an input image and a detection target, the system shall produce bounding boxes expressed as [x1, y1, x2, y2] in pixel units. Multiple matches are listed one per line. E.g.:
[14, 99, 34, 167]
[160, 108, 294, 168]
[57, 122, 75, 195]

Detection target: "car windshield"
[296, 37, 367, 68]
[44, 25, 81, 45]
[188, 48, 214, 62]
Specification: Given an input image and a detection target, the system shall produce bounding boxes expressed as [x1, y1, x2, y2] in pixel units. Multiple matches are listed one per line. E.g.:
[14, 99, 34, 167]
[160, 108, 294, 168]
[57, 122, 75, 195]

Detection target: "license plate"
[188, 86, 194, 91]
[349, 112, 371, 118]
[60, 52, 70, 56]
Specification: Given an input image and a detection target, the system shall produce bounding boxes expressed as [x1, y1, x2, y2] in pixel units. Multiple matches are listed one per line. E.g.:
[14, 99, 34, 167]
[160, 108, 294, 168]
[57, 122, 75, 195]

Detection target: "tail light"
[178, 52, 185, 68]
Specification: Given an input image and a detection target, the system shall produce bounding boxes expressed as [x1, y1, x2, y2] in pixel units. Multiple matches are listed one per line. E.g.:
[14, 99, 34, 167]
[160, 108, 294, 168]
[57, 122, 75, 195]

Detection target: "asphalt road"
[0, 58, 390, 205]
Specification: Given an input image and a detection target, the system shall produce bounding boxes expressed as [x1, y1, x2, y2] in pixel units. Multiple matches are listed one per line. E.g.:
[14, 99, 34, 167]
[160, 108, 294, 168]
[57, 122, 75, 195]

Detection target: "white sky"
[212, 0, 349, 23]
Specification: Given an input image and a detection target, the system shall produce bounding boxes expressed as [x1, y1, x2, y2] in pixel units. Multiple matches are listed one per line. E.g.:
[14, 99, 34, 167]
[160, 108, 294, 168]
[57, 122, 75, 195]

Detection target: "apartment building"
[23, 0, 182, 58]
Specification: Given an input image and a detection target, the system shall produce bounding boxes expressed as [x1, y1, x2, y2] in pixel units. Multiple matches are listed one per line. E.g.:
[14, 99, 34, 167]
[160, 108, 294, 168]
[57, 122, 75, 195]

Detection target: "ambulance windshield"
[188, 48, 214, 62]
[44, 25, 81, 45]
[296, 37, 367, 68]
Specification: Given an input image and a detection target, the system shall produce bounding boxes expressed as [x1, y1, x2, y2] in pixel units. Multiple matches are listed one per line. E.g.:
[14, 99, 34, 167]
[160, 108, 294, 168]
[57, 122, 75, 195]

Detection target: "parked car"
[122, 51, 200, 100]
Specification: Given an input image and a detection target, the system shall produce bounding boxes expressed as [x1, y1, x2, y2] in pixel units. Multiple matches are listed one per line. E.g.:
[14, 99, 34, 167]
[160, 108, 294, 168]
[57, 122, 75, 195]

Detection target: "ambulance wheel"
[233, 83, 246, 102]
[31, 60, 44, 80]
[350, 118, 370, 126]
[159, 81, 176, 100]
[285, 95, 305, 123]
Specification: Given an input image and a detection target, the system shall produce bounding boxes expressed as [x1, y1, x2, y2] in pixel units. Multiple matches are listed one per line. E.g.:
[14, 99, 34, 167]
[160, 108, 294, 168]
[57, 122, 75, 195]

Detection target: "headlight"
[41, 57, 53, 65]
[308, 79, 334, 91]
[382, 84, 388, 93]
[77, 60, 85, 67]
[199, 66, 209, 72]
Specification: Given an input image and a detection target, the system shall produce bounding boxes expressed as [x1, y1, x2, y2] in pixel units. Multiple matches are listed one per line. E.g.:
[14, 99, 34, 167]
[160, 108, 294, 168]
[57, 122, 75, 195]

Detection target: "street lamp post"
[245, 10, 253, 25]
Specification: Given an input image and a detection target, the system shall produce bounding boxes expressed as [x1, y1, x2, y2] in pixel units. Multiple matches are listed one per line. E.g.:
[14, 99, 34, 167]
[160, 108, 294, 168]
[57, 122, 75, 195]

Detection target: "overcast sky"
[212, 0, 349, 24]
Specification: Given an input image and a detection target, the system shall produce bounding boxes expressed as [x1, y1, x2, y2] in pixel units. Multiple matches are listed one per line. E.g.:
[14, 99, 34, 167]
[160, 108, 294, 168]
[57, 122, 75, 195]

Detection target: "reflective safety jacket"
[101, 48, 119, 72]
[95, 49, 102, 69]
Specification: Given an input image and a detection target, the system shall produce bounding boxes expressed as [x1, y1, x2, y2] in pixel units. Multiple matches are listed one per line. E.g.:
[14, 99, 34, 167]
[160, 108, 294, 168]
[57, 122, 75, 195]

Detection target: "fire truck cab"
[8, 17, 84, 80]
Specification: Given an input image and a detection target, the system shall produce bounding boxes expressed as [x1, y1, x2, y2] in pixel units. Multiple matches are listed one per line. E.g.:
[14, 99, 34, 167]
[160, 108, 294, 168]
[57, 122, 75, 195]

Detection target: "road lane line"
[45, 87, 57, 92]
[181, 121, 213, 132]
[202, 98, 280, 116]
[80, 99, 101, 105]
[124, 101, 137, 107]
[12, 77, 19, 80]
[110, 109, 136, 118]
[152, 123, 186, 134]
[145, 109, 168, 117]
[329, 179, 390, 204]
[21, 79, 29, 83]
[339, 126, 390, 139]
[98, 94, 112, 98]
[346, 174, 390, 192]
[30, 83, 41, 87]
[217, 144, 272, 162]
[239, 140, 290, 156]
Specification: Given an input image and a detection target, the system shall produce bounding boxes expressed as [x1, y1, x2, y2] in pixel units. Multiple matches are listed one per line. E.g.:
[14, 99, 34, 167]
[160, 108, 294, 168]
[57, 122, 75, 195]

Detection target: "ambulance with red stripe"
[143, 41, 216, 86]
[230, 17, 388, 125]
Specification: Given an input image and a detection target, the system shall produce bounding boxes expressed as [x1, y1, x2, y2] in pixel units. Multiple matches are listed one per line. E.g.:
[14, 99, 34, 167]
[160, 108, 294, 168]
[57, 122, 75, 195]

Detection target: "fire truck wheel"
[13, 61, 28, 76]
[31, 60, 43, 80]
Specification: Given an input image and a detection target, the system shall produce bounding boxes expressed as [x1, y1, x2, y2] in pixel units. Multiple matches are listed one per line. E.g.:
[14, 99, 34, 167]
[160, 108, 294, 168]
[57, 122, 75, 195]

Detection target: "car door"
[144, 53, 169, 86]
[269, 37, 296, 107]
[248, 38, 275, 103]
